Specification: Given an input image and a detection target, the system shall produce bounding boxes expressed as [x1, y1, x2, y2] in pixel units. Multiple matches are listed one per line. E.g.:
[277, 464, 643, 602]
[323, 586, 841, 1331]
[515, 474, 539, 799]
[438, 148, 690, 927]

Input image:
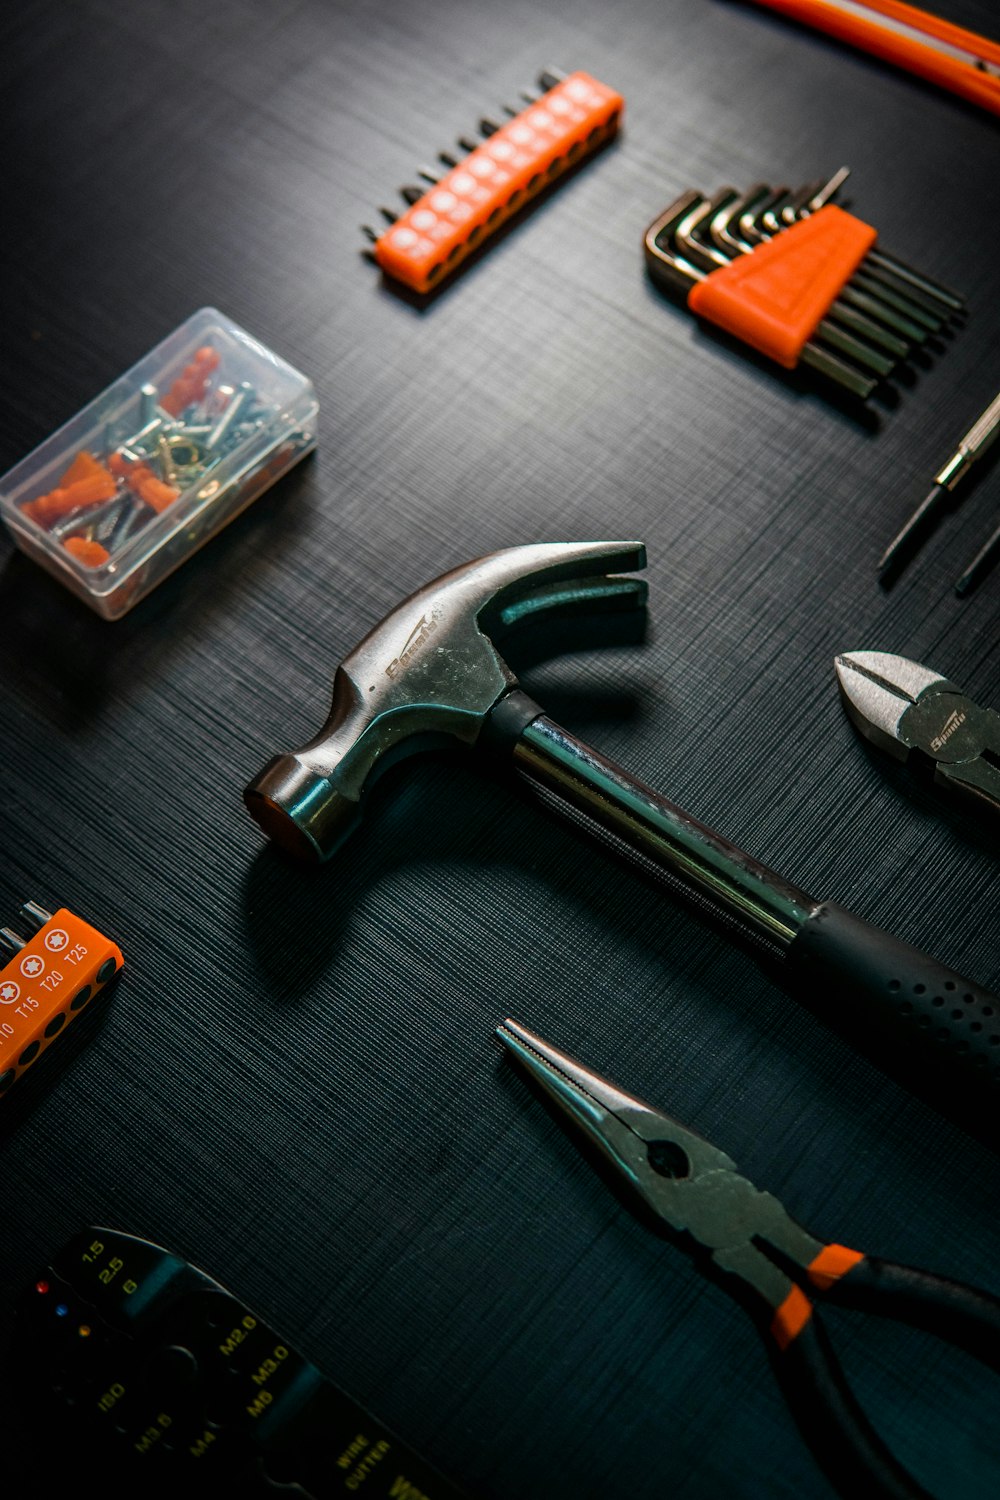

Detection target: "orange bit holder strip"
[0, 904, 123, 1096]
[374, 71, 623, 293]
[687, 205, 878, 368]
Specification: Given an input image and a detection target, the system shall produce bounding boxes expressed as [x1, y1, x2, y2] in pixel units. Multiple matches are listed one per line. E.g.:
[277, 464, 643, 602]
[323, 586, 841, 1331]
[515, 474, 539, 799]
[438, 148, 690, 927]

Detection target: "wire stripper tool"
[16, 1226, 466, 1497]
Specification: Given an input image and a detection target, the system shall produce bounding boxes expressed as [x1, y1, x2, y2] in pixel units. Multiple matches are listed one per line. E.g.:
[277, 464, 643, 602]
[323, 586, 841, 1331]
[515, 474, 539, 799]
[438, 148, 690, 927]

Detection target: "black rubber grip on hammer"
[786, 901, 1000, 1104]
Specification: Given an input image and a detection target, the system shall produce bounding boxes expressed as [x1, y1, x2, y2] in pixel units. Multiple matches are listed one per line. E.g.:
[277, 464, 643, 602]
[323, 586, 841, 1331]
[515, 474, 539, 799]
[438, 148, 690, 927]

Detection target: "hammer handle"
[511, 711, 816, 950]
[508, 709, 999, 1112]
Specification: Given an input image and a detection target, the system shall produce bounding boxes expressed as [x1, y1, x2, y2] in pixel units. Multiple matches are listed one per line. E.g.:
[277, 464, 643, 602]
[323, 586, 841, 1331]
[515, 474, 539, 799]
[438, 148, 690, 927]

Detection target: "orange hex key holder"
[364, 68, 623, 293]
[644, 174, 965, 400]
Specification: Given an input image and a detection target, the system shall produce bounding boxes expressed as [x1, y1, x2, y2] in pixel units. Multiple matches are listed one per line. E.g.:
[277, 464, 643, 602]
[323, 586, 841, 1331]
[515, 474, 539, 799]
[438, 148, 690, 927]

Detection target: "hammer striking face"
[244, 541, 647, 862]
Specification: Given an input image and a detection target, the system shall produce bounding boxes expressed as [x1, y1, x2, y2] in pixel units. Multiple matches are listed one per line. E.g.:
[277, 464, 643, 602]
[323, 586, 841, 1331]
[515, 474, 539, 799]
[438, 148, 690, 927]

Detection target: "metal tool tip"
[496, 1020, 572, 1081]
[833, 650, 877, 693]
[496, 1017, 529, 1049]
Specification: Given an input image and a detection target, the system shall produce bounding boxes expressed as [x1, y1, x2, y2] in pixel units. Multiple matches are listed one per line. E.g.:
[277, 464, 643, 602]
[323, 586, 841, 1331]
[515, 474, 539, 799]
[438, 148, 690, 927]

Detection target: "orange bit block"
[687, 205, 878, 368]
[0, 906, 122, 1097]
[374, 71, 623, 293]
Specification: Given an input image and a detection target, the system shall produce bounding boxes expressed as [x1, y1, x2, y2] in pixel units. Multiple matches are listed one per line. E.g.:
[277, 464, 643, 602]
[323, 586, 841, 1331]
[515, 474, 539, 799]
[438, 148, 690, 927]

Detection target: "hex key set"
[644, 169, 965, 400]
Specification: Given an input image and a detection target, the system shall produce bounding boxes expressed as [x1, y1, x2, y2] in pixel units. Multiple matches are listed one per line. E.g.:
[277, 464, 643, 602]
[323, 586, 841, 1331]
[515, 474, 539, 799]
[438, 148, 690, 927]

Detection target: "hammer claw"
[491, 574, 649, 636]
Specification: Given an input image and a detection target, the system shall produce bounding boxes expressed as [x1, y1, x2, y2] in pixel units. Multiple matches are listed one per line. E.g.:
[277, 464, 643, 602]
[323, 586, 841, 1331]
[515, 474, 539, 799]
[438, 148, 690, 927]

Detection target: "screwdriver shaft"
[955, 515, 1000, 596]
[880, 388, 1000, 575]
[878, 484, 946, 573]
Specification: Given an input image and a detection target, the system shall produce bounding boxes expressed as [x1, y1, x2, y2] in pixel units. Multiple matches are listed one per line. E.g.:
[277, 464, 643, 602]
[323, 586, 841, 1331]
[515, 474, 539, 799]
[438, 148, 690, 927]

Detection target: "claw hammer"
[244, 543, 1000, 1113]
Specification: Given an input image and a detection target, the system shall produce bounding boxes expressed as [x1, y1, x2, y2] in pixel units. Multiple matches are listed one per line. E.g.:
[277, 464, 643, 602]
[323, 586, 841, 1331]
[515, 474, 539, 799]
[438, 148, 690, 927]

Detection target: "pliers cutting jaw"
[836, 650, 1000, 812]
[496, 1020, 823, 1327]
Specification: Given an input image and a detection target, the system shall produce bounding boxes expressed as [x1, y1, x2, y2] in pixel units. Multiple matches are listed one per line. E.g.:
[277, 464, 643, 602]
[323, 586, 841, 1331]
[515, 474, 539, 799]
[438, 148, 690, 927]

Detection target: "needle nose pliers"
[835, 650, 1000, 815]
[497, 1017, 1000, 1500]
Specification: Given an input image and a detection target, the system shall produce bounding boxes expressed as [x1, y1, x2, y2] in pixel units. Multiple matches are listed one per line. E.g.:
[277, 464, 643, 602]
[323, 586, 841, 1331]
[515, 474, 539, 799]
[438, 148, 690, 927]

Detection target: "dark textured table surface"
[2, 2, 999, 1496]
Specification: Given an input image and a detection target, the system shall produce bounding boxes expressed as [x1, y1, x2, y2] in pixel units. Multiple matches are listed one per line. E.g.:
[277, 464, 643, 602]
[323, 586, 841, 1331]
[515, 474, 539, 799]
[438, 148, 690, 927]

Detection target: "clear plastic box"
[0, 308, 317, 618]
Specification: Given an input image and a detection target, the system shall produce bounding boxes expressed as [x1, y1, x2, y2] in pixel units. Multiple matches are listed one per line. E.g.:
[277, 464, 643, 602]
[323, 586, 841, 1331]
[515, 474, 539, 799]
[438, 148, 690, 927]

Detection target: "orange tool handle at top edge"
[746, 0, 1000, 117]
[859, 0, 1000, 63]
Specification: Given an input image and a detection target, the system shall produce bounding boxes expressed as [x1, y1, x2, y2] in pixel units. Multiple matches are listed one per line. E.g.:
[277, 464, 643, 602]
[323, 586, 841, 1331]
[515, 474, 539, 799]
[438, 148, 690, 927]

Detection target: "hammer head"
[245, 541, 647, 861]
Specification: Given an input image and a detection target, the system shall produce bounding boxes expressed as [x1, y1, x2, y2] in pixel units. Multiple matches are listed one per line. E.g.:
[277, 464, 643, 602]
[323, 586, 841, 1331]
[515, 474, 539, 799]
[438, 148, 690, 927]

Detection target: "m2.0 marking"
[930, 709, 966, 753]
[385, 612, 439, 679]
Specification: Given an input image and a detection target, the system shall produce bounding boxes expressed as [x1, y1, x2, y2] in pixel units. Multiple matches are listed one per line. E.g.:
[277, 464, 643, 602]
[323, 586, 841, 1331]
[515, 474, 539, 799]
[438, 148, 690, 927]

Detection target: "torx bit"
[20, 902, 53, 930]
[0, 928, 26, 955]
[879, 388, 1000, 574]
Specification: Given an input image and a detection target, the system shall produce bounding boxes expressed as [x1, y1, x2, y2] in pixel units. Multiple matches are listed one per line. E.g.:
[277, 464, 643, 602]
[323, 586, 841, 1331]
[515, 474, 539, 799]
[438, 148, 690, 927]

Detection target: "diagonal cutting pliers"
[836, 650, 1000, 815]
[496, 1017, 1000, 1500]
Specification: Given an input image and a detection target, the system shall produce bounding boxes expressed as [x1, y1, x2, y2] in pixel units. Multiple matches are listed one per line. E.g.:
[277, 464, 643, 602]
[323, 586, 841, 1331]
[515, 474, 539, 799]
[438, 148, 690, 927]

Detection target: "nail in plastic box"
[0, 308, 317, 618]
